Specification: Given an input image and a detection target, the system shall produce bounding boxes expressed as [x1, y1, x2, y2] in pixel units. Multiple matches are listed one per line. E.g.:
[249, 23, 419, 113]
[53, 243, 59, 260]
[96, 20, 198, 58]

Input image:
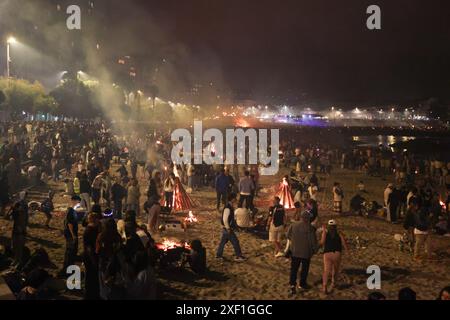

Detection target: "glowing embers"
[156, 238, 190, 252]
[234, 117, 251, 128]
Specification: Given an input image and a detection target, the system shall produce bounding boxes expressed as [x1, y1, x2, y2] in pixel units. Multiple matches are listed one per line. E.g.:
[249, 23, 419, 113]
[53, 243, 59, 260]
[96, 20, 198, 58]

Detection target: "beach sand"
[1, 167, 448, 300]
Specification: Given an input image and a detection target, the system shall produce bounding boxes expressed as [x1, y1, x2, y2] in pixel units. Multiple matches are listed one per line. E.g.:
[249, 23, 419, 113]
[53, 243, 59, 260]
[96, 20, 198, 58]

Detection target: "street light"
[6, 37, 17, 78]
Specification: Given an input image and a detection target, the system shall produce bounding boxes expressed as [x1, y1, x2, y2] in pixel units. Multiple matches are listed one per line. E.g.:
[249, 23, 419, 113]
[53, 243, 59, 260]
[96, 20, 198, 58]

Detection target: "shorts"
[269, 224, 284, 242]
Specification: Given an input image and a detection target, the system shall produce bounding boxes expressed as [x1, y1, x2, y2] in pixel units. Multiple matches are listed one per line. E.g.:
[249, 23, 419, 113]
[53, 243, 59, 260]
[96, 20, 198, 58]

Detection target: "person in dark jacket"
[286, 211, 318, 294]
[215, 169, 229, 211]
[147, 171, 161, 200]
[60, 196, 80, 276]
[10, 192, 29, 268]
[116, 164, 128, 179]
[111, 178, 126, 219]
[387, 187, 401, 223]
[79, 173, 92, 213]
[83, 213, 100, 300]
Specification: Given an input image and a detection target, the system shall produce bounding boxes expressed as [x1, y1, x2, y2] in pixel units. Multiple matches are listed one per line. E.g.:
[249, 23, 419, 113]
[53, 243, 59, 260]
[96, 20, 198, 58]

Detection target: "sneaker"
[275, 252, 285, 258]
[216, 256, 225, 260]
[289, 285, 296, 295]
[234, 256, 247, 262]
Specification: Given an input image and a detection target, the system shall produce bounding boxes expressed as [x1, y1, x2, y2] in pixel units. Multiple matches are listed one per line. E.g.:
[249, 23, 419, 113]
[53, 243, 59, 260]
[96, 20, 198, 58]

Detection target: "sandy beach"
[1, 165, 448, 300]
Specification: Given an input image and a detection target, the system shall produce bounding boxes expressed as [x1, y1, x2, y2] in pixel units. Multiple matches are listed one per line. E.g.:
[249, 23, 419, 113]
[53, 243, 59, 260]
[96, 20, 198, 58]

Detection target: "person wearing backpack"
[413, 207, 432, 260]
[267, 196, 286, 257]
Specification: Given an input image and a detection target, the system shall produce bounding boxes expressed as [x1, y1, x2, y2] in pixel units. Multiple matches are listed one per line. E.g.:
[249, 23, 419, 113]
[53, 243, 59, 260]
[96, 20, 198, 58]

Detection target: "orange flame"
[184, 211, 198, 223]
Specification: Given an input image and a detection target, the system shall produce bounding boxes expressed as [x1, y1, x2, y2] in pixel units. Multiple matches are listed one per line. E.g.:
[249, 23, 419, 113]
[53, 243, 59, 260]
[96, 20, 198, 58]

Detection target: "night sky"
[144, 0, 450, 104]
[2, 0, 450, 106]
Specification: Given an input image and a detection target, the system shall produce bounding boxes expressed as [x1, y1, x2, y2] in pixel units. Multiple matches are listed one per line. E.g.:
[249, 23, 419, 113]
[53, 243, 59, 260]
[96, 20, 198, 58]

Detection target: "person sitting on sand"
[320, 220, 348, 294]
[235, 205, 255, 230]
[350, 193, 366, 216]
[182, 239, 207, 275]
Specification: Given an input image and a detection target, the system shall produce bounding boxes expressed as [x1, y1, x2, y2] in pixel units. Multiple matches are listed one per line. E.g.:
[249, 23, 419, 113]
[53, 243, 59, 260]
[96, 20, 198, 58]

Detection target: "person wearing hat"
[286, 210, 318, 294]
[320, 219, 348, 294]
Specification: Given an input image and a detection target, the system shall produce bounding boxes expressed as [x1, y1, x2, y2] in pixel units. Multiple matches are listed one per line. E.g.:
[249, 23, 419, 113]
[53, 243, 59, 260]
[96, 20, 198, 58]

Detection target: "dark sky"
[144, 0, 450, 101]
[2, 0, 450, 106]
[139, 0, 450, 104]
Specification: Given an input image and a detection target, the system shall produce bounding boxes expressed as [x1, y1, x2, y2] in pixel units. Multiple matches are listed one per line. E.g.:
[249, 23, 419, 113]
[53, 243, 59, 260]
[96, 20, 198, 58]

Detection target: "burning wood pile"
[156, 238, 191, 252]
[155, 238, 191, 268]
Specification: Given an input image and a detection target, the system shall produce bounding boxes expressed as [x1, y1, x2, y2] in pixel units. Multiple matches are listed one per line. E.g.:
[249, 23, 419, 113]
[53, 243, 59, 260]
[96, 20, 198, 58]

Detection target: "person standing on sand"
[163, 173, 176, 210]
[413, 206, 432, 260]
[215, 169, 229, 212]
[238, 171, 255, 210]
[126, 178, 141, 216]
[308, 182, 318, 201]
[384, 183, 393, 219]
[145, 196, 161, 234]
[286, 211, 318, 294]
[79, 173, 92, 213]
[10, 192, 28, 268]
[332, 182, 344, 214]
[60, 195, 80, 276]
[267, 196, 286, 257]
[320, 220, 348, 294]
[83, 213, 100, 300]
[216, 193, 246, 262]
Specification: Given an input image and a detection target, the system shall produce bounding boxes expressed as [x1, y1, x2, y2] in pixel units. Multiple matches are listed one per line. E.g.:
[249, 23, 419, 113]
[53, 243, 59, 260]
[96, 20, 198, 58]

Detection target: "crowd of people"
[0, 120, 448, 300]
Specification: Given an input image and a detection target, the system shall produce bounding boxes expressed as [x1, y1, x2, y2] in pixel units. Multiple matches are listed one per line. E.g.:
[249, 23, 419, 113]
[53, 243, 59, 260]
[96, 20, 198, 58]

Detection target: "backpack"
[271, 206, 285, 227]
[415, 211, 429, 232]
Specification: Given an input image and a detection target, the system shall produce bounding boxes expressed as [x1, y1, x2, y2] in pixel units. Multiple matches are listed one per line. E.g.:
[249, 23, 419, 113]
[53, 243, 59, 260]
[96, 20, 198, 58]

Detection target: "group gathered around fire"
[0, 120, 449, 300]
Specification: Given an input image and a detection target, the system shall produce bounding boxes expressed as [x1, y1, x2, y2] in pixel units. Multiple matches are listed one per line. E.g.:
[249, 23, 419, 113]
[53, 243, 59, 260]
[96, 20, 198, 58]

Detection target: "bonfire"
[156, 238, 190, 252]
[184, 211, 198, 223]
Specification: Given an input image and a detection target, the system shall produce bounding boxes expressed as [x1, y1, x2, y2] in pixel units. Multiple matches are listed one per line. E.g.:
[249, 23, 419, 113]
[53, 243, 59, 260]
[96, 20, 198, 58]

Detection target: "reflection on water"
[352, 135, 416, 147]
